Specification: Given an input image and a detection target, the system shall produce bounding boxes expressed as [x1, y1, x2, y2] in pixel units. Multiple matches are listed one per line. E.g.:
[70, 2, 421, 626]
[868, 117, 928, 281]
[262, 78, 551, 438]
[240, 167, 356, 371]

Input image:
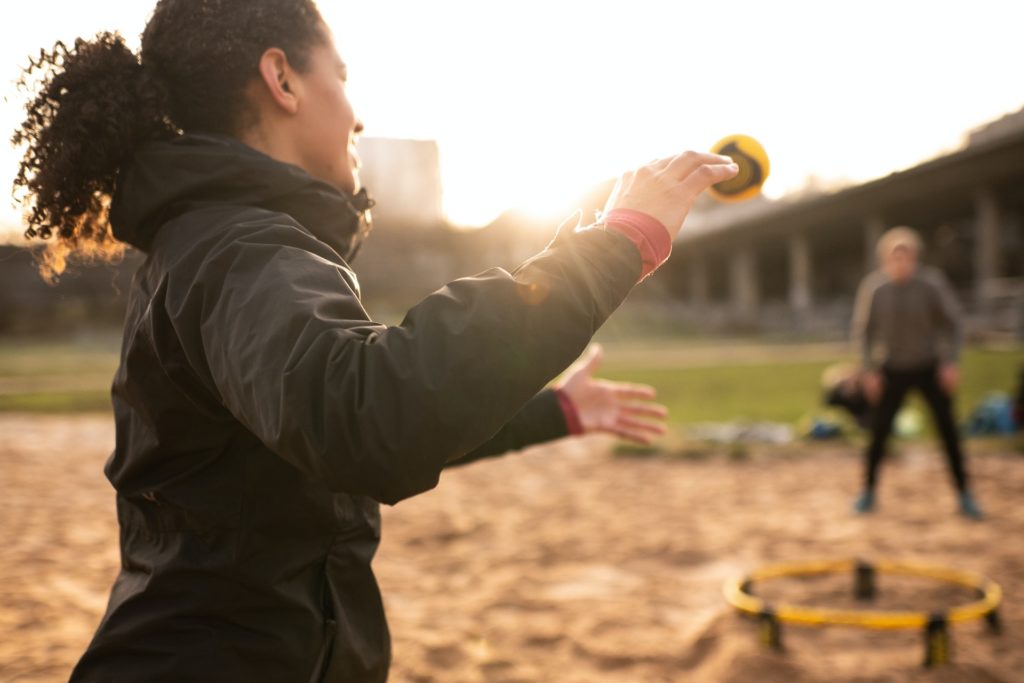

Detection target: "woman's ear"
[256, 48, 299, 115]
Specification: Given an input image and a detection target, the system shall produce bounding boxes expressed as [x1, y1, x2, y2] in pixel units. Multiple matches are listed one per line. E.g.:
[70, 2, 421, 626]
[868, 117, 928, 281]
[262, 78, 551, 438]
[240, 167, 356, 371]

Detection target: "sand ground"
[1, 414, 1022, 682]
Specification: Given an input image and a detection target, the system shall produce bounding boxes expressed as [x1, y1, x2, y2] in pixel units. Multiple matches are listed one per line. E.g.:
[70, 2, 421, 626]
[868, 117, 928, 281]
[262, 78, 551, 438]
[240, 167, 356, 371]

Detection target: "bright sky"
[2, 0, 1022, 233]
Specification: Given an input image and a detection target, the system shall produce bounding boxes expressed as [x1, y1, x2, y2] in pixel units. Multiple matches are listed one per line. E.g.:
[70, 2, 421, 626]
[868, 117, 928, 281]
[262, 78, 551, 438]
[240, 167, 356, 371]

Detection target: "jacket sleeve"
[445, 389, 568, 468]
[165, 220, 640, 505]
[924, 268, 963, 363]
[851, 273, 879, 370]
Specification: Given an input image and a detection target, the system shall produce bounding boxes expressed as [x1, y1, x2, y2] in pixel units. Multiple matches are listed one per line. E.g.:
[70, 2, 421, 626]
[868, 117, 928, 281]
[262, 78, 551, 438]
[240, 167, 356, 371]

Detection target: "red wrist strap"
[554, 388, 584, 436]
[601, 209, 672, 281]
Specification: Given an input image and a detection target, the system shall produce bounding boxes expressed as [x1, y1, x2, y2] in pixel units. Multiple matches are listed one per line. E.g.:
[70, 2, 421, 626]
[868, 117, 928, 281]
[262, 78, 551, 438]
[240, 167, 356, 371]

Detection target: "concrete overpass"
[666, 115, 1024, 337]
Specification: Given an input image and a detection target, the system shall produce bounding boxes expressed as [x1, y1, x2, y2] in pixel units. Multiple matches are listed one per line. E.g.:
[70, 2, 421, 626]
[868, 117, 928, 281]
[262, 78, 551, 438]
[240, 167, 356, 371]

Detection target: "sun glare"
[1, 1, 1023, 234]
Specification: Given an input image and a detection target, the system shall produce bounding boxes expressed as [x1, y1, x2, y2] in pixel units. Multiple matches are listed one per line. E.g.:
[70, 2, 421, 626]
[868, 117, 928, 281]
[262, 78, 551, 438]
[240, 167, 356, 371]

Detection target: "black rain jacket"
[70, 134, 641, 682]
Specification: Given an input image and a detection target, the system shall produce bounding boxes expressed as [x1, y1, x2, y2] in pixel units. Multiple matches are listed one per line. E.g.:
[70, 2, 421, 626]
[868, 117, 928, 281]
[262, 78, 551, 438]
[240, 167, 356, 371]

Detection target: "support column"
[864, 214, 886, 273]
[689, 253, 709, 311]
[788, 233, 813, 315]
[973, 187, 1002, 306]
[730, 246, 759, 323]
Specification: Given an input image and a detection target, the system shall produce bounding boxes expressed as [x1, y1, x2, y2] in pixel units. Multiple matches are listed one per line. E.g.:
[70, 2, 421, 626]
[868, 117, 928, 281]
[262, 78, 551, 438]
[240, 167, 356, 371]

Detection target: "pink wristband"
[553, 388, 584, 436]
[601, 209, 672, 281]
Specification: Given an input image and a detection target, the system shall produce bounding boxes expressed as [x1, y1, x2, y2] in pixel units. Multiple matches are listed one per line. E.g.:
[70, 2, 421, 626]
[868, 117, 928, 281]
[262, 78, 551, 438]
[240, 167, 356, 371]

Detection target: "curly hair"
[11, 0, 327, 282]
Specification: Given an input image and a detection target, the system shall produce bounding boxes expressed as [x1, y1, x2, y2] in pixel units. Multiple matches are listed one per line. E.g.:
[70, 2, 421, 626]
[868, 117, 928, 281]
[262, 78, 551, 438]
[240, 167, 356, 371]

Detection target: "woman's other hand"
[556, 345, 668, 444]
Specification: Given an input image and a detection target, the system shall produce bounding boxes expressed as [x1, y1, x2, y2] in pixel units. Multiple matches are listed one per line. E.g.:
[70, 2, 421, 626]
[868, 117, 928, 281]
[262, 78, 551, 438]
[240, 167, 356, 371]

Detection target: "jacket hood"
[110, 133, 373, 260]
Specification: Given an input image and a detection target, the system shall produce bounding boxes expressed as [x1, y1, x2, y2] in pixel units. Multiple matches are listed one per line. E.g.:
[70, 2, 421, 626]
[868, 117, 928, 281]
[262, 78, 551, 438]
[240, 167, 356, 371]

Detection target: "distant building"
[662, 109, 1024, 338]
[4, 120, 1021, 341]
[356, 137, 444, 231]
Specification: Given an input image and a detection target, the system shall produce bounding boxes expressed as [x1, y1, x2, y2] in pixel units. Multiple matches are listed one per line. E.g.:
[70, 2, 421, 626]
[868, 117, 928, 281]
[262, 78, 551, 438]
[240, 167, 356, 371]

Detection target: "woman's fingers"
[610, 382, 658, 400]
[678, 161, 740, 198]
[622, 402, 668, 419]
[617, 416, 667, 434]
[645, 155, 681, 172]
[664, 151, 736, 181]
[604, 149, 740, 241]
[612, 416, 668, 443]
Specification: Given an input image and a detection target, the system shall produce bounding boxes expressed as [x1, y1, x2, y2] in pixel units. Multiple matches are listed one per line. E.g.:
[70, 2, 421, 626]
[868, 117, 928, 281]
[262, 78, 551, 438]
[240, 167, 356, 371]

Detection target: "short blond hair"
[876, 226, 923, 261]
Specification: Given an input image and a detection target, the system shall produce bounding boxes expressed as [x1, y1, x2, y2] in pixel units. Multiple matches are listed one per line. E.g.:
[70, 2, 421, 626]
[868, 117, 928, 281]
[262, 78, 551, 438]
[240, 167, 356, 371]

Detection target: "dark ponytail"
[12, 0, 328, 283]
[12, 33, 175, 282]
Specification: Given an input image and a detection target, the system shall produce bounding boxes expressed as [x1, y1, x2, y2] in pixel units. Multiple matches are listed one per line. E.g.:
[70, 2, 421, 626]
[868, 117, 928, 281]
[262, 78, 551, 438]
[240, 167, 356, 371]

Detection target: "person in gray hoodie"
[851, 226, 982, 518]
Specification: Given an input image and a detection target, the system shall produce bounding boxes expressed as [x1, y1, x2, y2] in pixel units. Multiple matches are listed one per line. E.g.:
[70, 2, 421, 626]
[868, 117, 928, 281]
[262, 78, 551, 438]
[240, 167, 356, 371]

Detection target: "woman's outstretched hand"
[605, 151, 739, 240]
[555, 345, 668, 444]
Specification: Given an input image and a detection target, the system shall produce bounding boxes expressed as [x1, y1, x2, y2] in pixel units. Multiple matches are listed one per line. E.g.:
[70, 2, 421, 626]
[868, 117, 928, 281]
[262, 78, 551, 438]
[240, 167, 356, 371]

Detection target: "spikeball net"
[723, 558, 1002, 667]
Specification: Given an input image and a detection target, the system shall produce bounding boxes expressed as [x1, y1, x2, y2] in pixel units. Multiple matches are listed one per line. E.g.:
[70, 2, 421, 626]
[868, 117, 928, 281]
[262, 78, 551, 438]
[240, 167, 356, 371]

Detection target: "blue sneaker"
[853, 490, 875, 514]
[958, 491, 984, 520]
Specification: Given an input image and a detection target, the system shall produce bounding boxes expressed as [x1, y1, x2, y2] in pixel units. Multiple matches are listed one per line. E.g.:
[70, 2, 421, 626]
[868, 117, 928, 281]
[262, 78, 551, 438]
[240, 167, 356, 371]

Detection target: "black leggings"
[864, 363, 968, 492]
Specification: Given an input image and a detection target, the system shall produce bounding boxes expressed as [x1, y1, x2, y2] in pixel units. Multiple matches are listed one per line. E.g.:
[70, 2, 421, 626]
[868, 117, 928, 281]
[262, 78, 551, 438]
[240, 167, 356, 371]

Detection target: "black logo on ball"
[713, 141, 763, 196]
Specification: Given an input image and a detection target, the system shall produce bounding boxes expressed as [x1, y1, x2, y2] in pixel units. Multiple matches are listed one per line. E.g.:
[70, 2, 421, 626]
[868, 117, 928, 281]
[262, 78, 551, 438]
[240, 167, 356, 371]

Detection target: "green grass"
[0, 339, 120, 377]
[600, 360, 827, 423]
[0, 338, 119, 413]
[0, 391, 114, 413]
[598, 346, 1024, 428]
[0, 337, 1021, 427]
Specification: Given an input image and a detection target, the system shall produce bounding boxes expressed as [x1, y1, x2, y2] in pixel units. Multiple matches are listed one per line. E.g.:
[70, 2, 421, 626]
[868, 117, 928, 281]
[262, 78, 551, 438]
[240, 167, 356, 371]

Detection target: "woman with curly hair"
[13, 1, 737, 679]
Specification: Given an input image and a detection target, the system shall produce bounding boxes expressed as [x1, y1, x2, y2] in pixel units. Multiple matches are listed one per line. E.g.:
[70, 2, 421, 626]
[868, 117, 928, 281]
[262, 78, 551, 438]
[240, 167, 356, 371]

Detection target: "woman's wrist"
[553, 387, 584, 436]
[599, 208, 672, 281]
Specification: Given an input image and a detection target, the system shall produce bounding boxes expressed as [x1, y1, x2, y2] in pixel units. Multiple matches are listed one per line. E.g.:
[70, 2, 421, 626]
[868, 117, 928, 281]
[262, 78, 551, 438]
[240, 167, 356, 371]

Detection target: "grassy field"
[0, 338, 120, 413]
[0, 337, 1021, 432]
[598, 343, 1024, 428]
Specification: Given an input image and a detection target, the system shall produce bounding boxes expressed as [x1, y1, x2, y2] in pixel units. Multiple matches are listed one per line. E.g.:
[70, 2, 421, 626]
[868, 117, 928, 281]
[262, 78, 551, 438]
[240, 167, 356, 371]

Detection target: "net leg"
[854, 560, 876, 601]
[923, 614, 951, 668]
[758, 609, 783, 652]
[985, 609, 1001, 635]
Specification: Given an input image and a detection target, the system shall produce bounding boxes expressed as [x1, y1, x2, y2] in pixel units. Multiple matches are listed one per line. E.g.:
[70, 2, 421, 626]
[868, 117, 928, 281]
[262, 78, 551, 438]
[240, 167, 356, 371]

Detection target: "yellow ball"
[708, 134, 770, 202]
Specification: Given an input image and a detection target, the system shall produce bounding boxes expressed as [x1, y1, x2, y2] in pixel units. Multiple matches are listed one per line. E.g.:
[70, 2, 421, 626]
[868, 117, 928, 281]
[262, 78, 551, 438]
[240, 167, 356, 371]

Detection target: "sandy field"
[1, 414, 1022, 683]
